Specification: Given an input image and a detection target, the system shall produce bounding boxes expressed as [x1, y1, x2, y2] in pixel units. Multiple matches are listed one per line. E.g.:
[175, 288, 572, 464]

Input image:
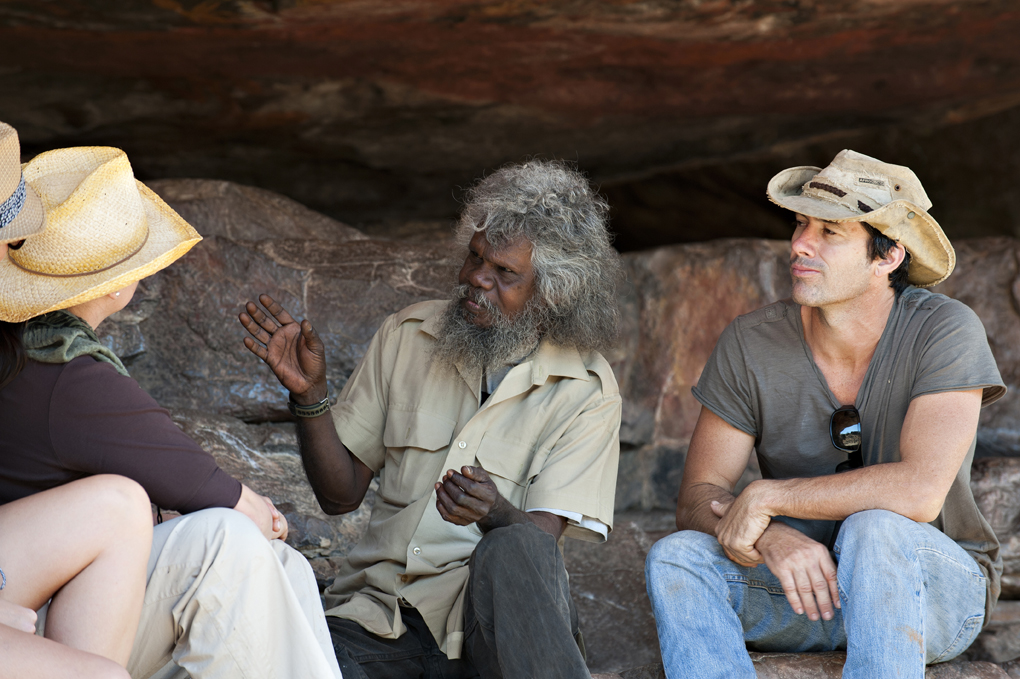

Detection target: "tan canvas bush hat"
[0, 122, 46, 244]
[767, 149, 954, 287]
[0, 146, 202, 322]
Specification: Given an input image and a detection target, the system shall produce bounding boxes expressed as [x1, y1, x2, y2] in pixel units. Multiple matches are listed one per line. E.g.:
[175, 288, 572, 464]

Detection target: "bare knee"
[87, 475, 153, 537]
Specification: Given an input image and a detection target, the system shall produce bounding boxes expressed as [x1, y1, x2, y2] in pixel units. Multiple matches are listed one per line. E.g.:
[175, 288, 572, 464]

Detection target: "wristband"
[288, 394, 331, 418]
[1, 565, 5, 590]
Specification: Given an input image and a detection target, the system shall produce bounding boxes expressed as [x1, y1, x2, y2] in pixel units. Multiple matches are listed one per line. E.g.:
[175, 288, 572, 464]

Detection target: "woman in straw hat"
[0, 120, 47, 389]
[0, 145, 343, 679]
[0, 124, 154, 679]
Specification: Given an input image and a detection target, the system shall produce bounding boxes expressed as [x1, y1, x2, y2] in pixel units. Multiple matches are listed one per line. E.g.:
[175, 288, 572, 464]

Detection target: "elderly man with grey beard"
[239, 160, 623, 679]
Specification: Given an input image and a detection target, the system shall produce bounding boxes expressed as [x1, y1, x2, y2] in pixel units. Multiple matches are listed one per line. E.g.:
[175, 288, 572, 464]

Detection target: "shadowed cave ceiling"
[2, 0, 1020, 250]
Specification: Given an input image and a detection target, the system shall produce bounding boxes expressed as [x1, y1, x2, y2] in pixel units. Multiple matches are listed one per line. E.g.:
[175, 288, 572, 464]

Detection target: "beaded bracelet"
[287, 394, 331, 418]
[1, 564, 6, 590]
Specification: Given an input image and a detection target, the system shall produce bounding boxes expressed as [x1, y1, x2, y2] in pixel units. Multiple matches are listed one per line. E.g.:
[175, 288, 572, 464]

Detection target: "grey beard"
[432, 285, 544, 375]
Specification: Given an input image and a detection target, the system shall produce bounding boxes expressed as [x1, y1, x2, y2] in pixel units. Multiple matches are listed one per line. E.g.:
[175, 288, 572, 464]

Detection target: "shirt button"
[458, 441, 467, 449]
[413, 547, 421, 555]
[400, 574, 409, 583]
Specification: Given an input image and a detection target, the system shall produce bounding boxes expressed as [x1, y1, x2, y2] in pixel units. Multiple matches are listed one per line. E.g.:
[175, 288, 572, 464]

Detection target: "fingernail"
[823, 612, 832, 620]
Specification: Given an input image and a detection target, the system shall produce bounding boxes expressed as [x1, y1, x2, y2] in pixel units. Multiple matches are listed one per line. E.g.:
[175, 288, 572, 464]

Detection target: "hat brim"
[766, 166, 954, 287]
[767, 166, 865, 222]
[0, 181, 46, 243]
[838, 199, 955, 288]
[0, 181, 201, 322]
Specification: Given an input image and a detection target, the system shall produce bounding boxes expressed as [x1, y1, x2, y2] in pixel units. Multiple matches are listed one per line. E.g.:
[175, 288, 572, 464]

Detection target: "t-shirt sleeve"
[523, 390, 621, 543]
[691, 320, 758, 437]
[48, 357, 242, 513]
[912, 301, 1006, 406]
[331, 315, 400, 472]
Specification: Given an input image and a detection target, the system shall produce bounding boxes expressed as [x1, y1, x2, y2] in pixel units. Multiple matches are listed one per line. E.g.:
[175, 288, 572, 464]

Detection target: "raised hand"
[239, 294, 327, 403]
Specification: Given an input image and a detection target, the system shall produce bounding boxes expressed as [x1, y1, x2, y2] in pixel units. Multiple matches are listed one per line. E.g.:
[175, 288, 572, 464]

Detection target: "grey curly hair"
[456, 159, 622, 353]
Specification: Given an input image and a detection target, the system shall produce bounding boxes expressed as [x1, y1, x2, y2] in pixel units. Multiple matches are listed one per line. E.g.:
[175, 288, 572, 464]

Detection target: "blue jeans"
[645, 510, 987, 679]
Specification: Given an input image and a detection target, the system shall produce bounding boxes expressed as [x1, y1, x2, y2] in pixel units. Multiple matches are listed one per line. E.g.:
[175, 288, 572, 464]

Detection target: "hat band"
[803, 178, 881, 217]
[7, 225, 150, 279]
[0, 176, 26, 229]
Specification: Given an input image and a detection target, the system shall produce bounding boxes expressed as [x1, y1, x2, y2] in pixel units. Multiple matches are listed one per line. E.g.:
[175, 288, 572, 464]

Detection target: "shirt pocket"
[383, 408, 456, 451]
[380, 409, 457, 501]
[476, 433, 538, 509]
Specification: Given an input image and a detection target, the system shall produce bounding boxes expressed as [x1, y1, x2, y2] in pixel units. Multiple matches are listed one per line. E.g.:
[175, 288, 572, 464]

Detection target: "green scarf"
[23, 310, 129, 376]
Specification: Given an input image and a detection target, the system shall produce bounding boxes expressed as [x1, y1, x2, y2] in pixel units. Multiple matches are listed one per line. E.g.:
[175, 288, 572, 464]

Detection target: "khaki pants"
[126, 508, 342, 679]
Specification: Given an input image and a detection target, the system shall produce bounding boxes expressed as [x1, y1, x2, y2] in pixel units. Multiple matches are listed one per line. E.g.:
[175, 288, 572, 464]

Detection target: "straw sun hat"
[0, 146, 202, 323]
[0, 122, 46, 244]
[767, 149, 954, 287]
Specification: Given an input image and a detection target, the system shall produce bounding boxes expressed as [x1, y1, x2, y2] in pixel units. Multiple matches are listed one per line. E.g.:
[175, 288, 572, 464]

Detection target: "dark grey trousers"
[328, 522, 589, 679]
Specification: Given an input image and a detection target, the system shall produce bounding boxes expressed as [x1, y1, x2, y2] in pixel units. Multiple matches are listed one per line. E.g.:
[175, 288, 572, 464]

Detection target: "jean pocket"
[930, 613, 983, 664]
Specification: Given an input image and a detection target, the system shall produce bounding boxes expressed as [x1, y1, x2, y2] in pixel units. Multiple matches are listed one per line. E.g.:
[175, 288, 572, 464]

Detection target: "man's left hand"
[435, 466, 501, 526]
[711, 480, 775, 566]
[756, 522, 840, 622]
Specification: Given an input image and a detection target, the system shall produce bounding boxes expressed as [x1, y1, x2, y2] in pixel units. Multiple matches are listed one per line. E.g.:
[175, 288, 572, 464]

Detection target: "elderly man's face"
[458, 231, 536, 328]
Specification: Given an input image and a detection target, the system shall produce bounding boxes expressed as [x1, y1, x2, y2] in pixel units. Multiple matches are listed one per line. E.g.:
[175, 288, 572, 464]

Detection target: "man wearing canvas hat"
[645, 150, 1006, 678]
[0, 141, 343, 679]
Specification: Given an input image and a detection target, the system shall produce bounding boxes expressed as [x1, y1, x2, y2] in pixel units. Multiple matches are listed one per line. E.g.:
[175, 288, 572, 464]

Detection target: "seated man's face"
[790, 214, 874, 307]
[458, 231, 537, 328]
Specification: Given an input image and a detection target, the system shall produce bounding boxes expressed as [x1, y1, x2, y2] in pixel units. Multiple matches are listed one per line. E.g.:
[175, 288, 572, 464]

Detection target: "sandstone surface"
[106, 181, 461, 422]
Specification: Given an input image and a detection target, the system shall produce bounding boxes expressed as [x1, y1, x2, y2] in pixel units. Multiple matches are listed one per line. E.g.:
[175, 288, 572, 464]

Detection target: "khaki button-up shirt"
[323, 300, 621, 658]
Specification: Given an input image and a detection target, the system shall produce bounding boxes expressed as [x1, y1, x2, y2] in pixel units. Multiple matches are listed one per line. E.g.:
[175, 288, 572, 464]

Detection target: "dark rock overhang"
[2, 1, 1019, 245]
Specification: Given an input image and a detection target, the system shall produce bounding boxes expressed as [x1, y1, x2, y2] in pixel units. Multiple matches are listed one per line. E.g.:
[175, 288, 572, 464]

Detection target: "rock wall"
[97, 178, 1020, 676]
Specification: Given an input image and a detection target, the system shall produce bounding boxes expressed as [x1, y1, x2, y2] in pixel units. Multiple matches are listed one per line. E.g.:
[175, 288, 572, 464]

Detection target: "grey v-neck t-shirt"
[693, 286, 1006, 615]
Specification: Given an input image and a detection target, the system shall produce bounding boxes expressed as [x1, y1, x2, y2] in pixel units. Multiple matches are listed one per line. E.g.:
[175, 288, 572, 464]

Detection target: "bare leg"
[0, 475, 152, 665]
[0, 624, 130, 679]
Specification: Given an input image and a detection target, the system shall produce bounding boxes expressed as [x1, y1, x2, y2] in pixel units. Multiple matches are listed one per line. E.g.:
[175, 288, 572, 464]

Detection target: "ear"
[875, 242, 906, 277]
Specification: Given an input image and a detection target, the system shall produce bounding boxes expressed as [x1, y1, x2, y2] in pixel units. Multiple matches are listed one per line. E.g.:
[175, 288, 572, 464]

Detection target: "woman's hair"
[0, 321, 26, 390]
[455, 159, 623, 353]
